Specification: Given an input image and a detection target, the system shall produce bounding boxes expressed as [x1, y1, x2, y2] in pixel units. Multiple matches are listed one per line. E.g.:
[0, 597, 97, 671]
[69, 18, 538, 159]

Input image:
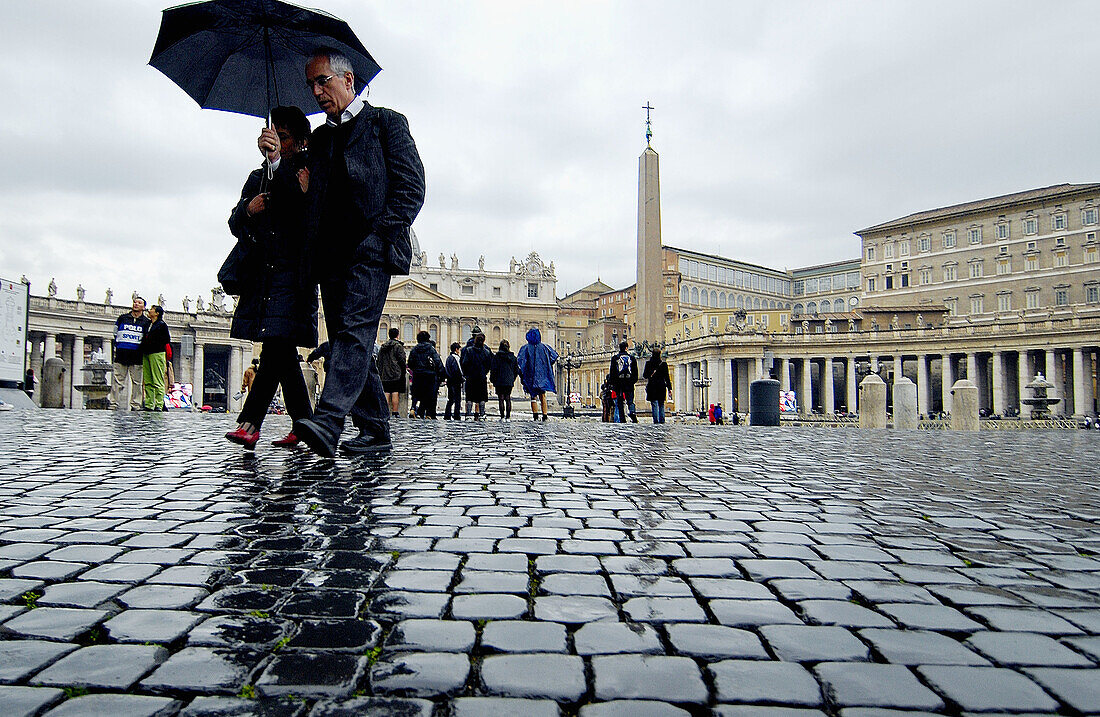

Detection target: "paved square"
[0, 412, 1098, 714]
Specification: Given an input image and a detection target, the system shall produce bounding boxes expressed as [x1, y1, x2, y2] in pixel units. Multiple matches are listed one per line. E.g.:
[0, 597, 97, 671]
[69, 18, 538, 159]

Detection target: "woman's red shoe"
[225, 427, 260, 450]
[271, 432, 300, 448]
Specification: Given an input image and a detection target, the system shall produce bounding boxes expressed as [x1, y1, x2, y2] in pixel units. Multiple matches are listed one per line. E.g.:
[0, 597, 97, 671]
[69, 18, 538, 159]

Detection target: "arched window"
[710, 290, 718, 307]
[691, 287, 699, 305]
[753, 297, 761, 309]
[379, 322, 389, 337]
[681, 285, 689, 304]
[769, 300, 776, 309]
[792, 303, 804, 315]
[462, 323, 473, 343]
[834, 299, 845, 312]
[492, 325, 502, 345]
[403, 322, 415, 341]
[736, 295, 744, 309]
[719, 293, 727, 308]
[429, 324, 438, 342]
[807, 302, 818, 315]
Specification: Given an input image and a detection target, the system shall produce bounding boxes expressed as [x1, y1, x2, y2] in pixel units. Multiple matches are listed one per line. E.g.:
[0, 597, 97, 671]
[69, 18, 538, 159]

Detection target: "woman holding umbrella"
[224, 105, 318, 450]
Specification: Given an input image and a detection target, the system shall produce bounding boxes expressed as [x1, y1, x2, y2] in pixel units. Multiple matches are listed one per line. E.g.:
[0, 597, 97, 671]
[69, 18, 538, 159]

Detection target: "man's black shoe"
[294, 418, 337, 458]
[339, 432, 393, 455]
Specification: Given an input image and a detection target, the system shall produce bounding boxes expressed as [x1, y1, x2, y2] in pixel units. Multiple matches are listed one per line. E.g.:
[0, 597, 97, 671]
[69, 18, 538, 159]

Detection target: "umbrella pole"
[263, 26, 274, 181]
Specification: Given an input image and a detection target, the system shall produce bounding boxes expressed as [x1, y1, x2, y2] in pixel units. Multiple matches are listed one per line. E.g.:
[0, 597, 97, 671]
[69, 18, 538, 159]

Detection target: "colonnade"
[675, 345, 1098, 418]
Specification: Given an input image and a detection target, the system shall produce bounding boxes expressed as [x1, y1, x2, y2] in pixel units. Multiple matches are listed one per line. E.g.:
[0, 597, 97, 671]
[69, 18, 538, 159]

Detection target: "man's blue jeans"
[650, 400, 665, 423]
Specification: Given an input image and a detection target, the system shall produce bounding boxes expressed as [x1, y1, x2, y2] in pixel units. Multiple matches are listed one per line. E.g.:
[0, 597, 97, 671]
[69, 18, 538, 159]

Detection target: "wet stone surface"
[0, 412, 1098, 714]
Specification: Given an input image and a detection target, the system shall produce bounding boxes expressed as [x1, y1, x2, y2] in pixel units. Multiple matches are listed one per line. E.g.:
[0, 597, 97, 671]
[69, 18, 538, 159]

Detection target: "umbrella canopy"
[149, 0, 381, 118]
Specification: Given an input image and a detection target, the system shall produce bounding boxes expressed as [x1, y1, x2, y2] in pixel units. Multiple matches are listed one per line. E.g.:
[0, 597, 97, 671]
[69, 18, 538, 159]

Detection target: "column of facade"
[845, 356, 857, 413]
[917, 355, 930, 417]
[228, 345, 243, 413]
[894, 355, 903, 384]
[1018, 350, 1030, 411]
[778, 357, 789, 392]
[676, 363, 687, 413]
[870, 356, 879, 376]
[991, 351, 1007, 416]
[823, 357, 835, 415]
[1038, 349, 1050, 379]
[59, 335, 73, 409]
[800, 358, 812, 416]
[193, 343, 205, 409]
[1052, 349, 1066, 403]
[70, 335, 85, 410]
[29, 333, 43, 404]
[1072, 348, 1088, 417]
[942, 354, 954, 414]
[709, 355, 727, 413]
[965, 353, 977, 383]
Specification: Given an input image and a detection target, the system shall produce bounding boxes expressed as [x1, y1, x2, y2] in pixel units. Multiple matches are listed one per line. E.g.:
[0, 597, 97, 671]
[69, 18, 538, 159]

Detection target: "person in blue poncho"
[516, 328, 558, 421]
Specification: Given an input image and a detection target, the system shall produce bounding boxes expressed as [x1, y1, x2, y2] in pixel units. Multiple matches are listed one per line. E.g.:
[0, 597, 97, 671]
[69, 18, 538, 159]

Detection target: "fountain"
[75, 357, 114, 409]
[1022, 372, 1061, 420]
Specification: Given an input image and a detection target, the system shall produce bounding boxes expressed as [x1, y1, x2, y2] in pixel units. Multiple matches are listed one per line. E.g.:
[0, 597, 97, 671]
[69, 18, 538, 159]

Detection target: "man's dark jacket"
[489, 350, 520, 390]
[609, 350, 639, 392]
[305, 103, 425, 276]
[113, 312, 151, 366]
[408, 341, 444, 383]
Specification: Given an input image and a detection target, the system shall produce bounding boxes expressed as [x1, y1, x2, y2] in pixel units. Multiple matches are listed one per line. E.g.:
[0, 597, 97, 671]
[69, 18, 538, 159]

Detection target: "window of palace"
[847, 272, 861, 289]
[1052, 212, 1067, 231]
[867, 277, 876, 292]
[996, 258, 1011, 275]
[969, 261, 984, 279]
[793, 303, 804, 315]
[793, 280, 804, 296]
[943, 231, 957, 249]
[1026, 290, 1041, 309]
[492, 286, 501, 297]
[429, 282, 438, 291]
[1086, 284, 1099, 304]
[403, 322, 415, 341]
[681, 286, 689, 303]
[997, 293, 1012, 312]
[1055, 236, 1066, 247]
[919, 267, 932, 284]
[461, 284, 474, 295]
[807, 301, 818, 314]
[967, 226, 982, 245]
[899, 273, 910, 288]
[527, 283, 539, 298]
[970, 296, 984, 314]
[919, 234, 931, 252]
[943, 264, 957, 281]
[899, 239, 910, 256]
[885, 275, 894, 290]
[1027, 240, 1037, 251]
[1054, 251, 1068, 268]
[1083, 207, 1098, 225]
[1086, 246, 1099, 263]
[996, 220, 1009, 240]
[719, 293, 727, 308]
[884, 242, 895, 259]
[1025, 255, 1039, 271]
[866, 245, 876, 261]
[1025, 216, 1038, 235]
[1055, 287, 1069, 306]
[945, 297, 958, 315]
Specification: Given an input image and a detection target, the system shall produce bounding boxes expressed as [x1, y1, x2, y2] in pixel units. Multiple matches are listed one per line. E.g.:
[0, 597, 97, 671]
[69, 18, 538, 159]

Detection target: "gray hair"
[312, 47, 354, 80]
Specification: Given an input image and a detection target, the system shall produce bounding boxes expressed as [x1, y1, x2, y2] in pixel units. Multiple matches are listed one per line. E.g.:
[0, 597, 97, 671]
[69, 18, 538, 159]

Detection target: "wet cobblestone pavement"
[1, 411, 1098, 716]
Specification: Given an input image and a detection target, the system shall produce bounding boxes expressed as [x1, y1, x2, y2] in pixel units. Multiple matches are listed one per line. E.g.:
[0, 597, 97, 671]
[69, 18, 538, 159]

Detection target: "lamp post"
[692, 376, 712, 418]
[561, 353, 582, 418]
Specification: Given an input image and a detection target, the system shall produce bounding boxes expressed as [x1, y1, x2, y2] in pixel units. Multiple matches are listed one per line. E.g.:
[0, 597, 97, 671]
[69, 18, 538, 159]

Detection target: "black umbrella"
[149, 0, 381, 119]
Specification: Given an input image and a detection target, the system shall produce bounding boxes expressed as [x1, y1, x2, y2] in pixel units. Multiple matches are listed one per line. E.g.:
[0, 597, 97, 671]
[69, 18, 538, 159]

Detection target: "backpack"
[614, 353, 633, 382]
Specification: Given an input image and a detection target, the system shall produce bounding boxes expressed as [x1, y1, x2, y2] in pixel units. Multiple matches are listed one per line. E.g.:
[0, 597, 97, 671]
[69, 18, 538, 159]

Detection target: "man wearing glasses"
[259, 47, 425, 456]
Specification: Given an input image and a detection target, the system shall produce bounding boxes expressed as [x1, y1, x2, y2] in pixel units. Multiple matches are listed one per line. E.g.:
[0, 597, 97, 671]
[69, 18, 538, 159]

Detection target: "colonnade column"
[228, 345, 243, 413]
[29, 334, 43, 404]
[823, 357, 835, 415]
[709, 355, 726, 413]
[193, 343, 205, 409]
[800, 358, 812, 416]
[676, 363, 687, 413]
[894, 355, 903, 384]
[778, 358, 789, 392]
[991, 351, 1007, 416]
[942, 354, 954, 414]
[1052, 350, 1065, 403]
[70, 335, 85, 410]
[917, 355, 930, 417]
[60, 336, 73, 409]
[44, 334, 57, 363]
[845, 356, 857, 413]
[1018, 350, 1031, 408]
[1072, 348, 1092, 417]
[870, 356, 879, 375]
[966, 353, 977, 383]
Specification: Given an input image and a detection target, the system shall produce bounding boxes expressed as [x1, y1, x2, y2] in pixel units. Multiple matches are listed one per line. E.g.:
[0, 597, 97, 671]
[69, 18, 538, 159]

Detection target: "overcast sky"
[3, 0, 1099, 308]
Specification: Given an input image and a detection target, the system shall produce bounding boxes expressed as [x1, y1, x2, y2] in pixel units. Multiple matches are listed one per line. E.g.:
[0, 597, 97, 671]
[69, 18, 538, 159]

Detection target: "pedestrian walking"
[284, 47, 425, 457]
[713, 402, 724, 425]
[641, 348, 672, 424]
[141, 304, 171, 411]
[224, 105, 318, 450]
[111, 296, 151, 410]
[460, 326, 483, 418]
[443, 342, 463, 420]
[407, 331, 444, 418]
[460, 332, 492, 420]
[517, 328, 558, 422]
[600, 374, 613, 423]
[609, 341, 638, 423]
[489, 339, 520, 420]
[377, 328, 407, 418]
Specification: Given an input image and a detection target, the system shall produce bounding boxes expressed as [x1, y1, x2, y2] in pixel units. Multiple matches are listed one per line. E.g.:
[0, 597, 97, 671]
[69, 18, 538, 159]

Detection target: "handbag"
[217, 240, 256, 295]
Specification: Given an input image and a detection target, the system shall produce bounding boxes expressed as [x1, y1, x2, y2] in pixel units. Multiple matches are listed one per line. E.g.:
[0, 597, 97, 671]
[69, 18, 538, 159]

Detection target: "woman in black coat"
[642, 348, 673, 424]
[224, 106, 318, 450]
[489, 339, 520, 420]
[460, 333, 493, 420]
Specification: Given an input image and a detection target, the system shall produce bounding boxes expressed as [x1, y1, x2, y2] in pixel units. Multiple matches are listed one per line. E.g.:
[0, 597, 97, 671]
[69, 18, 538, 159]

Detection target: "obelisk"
[636, 102, 663, 348]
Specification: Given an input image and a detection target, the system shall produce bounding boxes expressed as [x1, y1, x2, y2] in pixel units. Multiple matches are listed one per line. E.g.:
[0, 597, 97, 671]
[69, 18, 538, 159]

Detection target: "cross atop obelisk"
[643, 101, 655, 147]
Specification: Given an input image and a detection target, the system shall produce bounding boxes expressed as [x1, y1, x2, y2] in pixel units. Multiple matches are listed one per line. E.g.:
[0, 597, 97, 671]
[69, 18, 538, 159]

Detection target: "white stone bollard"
[950, 379, 980, 431]
[858, 373, 887, 428]
[893, 376, 918, 429]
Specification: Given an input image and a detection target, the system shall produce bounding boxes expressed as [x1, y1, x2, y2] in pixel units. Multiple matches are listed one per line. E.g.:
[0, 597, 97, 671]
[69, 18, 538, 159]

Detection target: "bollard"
[858, 373, 887, 428]
[950, 379, 980, 431]
[41, 357, 66, 408]
[893, 376, 918, 429]
[749, 378, 780, 426]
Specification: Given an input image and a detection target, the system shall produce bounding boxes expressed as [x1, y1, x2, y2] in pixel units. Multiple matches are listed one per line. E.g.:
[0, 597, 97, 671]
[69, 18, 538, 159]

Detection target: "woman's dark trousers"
[413, 377, 438, 418]
[445, 381, 462, 420]
[237, 339, 312, 428]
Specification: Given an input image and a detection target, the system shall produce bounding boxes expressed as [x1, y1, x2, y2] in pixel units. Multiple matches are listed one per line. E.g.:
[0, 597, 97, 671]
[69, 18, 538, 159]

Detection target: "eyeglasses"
[305, 74, 336, 90]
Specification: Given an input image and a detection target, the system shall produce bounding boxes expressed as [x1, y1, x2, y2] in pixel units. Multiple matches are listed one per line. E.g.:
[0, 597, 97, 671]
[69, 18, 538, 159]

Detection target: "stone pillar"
[228, 345, 243, 413]
[870, 356, 879, 375]
[70, 335, 85, 410]
[846, 356, 857, 413]
[800, 358, 812, 416]
[1038, 349, 1050, 379]
[917, 355, 930, 418]
[1072, 348, 1089, 417]
[193, 343, 205, 409]
[753, 357, 764, 381]
[1018, 350, 1030, 410]
[966, 353, 977, 383]
[29, 334, 43, 404]
[823, 357, 835, 415]
[676, 363, 687, 413]
[44, 333, 57, 363]
[950, 379, 980, 431]
[941, 354, 954, 415]
[709, 355, 726, 415]
[778, 357, 790, 392]
[60, 335, 73, 409]
[858, 373, 887, 428]
[992, 351, 1007, 416]
[1052, 349, 1065, 405]
[894, 355, 904, 384]
[893, 376, 918, 429]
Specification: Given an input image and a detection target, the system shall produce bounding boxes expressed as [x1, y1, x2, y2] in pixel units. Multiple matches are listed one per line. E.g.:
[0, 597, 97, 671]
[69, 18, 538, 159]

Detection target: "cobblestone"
[1, 413, 1098, 714]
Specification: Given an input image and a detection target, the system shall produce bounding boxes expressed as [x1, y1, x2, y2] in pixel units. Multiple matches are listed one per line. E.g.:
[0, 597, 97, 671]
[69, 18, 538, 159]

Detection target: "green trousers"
[142, 352, 167, 410]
